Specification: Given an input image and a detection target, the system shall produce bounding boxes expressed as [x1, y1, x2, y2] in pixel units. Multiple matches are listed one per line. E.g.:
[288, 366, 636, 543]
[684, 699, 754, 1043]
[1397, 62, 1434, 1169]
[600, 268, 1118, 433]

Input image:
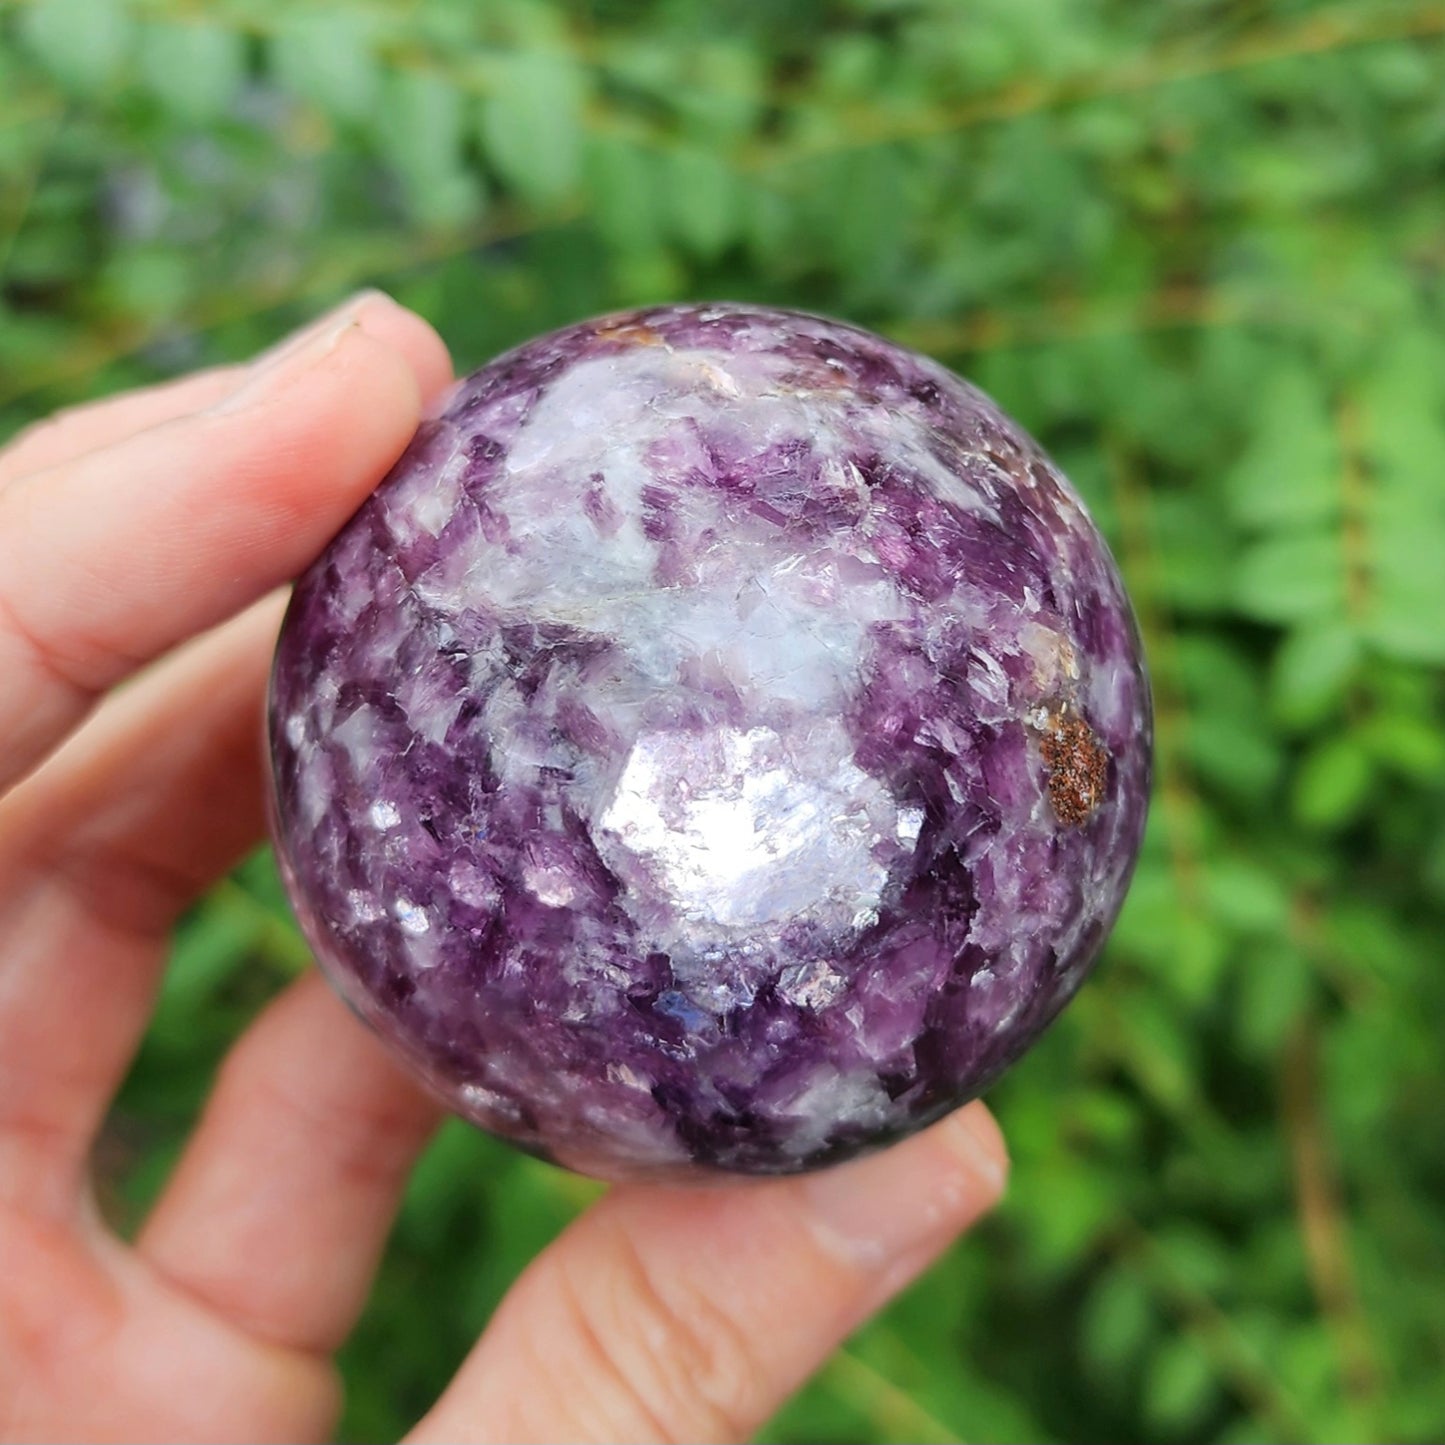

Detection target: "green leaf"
[1013, 1157, 1117, 1271]
[19, 0, 130, 93]
[1188, 712, 1284, 800]
[1144, 1334, 1218, 1432]
[1165, 908, 1234, 1006]
[1424, 824, 1445, 915]
[1365, 605, 1445, 666]
[235, 847, 296, 924]
[382, 68, 465, 173]
[585, 133, 662, 254]
[821, 145, 911, 288]
[157, 902, 256, 1018]
[269, 11, 382, 122]
[1069, 1086, 1140, 1149]
[1155, 1224, 1232, 1294]
[1292, 734, 1373, 831]
[1356, 327, 1445, 662]
[101, 245, 192, 321]
[1110, 991, 1198, 1114]
[1109, 852, 1184, 964]
[400, 1118, 495, 1248]
[1224, 366, 1340, 530]
[1234, 941, 1314, 1056]
[1360, 325, 1445, 493]
[672, 41, 763, 140]
[742, 178, 800, 272]
[1150, 492, 1235, 614]
[1358, 713, 1445, 782]
[1081, 1268, 1155, 1380]
[379, 69, 482, 229]
[1236, 530, 1344, 625]
[1204, 857, 1291, 936]
[137, 21, 245, 124]
[1367, 504, 1445, 663]
[1324, 897, 1415, 985]
[480, 50, 587, 206]
[1270, 621, 1361, 728]
[662, 146, 738, 259]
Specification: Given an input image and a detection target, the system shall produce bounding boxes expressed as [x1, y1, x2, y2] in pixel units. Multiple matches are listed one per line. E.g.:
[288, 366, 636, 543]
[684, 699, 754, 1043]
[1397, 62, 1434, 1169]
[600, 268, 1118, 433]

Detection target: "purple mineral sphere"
[268, 303, 1151, 1179]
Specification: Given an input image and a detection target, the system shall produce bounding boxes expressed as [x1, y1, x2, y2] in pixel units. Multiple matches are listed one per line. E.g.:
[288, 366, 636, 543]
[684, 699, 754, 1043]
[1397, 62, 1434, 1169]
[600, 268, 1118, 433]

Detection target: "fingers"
[0, 290, 452, 491]
[0, 290, 452, 1204]
[0, 289, 452, 793]
[0, 366, 244, 488]
[0, 1211, 340, 1444]
[137, 972, 439, 1356]
[0, 599, 282, 1214]
[410, 1105, 1008, 1445]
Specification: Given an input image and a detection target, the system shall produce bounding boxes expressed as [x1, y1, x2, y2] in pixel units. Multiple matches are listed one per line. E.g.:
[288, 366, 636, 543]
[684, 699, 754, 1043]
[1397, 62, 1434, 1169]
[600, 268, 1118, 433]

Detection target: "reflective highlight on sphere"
[268, 303, 1152, 1180]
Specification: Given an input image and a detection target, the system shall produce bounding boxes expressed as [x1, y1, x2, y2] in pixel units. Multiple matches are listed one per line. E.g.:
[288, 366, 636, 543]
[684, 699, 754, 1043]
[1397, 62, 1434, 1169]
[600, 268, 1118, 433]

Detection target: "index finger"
[0, 291, 452, 794]
[0, 366, 244, 489]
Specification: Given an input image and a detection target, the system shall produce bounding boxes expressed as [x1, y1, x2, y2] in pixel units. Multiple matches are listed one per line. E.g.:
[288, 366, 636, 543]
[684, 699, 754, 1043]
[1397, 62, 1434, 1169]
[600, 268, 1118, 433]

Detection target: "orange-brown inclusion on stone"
[1041, 714, 1109, 826]
[595, 322, 664, 347]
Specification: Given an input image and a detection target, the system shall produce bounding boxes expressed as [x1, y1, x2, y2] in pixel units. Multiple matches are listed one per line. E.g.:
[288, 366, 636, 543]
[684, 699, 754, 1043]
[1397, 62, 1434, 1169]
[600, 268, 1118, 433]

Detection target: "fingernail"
[249, 290, 388, 373]
[802, 1103, 1008, 1271]
[205, 293, 381, 416]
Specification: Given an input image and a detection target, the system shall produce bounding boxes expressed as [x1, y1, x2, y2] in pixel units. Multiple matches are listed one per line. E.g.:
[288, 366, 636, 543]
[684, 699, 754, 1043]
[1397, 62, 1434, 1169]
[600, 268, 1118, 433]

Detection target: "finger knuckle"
[0, 1206, 123, 1401]
[555, 1221, 760, 1443]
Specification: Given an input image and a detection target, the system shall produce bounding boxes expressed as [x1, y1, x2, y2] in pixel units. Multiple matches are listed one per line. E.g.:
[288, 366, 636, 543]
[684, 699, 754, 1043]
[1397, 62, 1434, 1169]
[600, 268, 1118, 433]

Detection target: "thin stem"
[1104, 439, 1209, 941]
[1115, 1216, 1315, 1441]
[210, 877, 312, 975]
[892, 285, 1266, 360]
[1337, 394, 1372, 629]
[0, 203, 582, 411]
[1280, 1021, 1385, 1412]
[748, 1, 1445, 164]
[821, 1346, 966, 1445]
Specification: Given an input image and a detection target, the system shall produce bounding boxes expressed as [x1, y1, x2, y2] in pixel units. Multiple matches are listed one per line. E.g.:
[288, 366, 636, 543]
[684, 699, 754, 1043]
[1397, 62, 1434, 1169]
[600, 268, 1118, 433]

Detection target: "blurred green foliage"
[3, 0, 1444, 1439]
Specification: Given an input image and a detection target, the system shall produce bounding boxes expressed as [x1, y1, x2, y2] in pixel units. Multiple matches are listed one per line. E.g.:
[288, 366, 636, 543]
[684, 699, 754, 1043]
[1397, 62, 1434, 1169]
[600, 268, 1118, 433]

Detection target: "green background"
[2, 0, 1444, 1439]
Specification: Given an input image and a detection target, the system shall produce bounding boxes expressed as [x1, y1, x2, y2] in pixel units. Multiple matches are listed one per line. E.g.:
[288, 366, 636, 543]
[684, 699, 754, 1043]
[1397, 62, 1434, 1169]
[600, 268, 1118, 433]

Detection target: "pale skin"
[0, 291, 1009, 1444]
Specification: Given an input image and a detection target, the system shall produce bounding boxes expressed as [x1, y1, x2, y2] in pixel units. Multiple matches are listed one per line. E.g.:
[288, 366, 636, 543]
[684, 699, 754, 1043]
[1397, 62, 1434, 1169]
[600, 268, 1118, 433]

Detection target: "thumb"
[409, 1103, 1007, 1444]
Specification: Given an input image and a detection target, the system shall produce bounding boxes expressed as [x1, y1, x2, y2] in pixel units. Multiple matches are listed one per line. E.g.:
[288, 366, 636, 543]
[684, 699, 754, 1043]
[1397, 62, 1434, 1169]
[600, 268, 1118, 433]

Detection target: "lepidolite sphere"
[269, 303, 1151, 1179]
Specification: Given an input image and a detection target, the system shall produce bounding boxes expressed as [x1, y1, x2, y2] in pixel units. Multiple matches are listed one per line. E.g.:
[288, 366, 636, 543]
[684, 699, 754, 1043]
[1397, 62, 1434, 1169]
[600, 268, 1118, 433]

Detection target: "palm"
[0, 293, 1005, 1445]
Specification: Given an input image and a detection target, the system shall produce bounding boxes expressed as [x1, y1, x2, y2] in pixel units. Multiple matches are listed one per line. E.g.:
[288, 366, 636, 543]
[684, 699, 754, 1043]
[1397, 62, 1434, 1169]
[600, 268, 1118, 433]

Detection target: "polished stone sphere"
[268, 303, 1151, 1179]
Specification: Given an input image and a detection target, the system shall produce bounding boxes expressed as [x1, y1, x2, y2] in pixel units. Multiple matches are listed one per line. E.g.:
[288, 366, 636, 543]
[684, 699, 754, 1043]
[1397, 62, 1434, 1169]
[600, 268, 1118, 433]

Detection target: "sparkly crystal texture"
[268, 303, 1152, 1179]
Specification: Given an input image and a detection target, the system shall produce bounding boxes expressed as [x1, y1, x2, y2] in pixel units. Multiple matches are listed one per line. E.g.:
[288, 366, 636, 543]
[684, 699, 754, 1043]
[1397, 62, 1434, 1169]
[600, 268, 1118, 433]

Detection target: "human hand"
[0, 291, 1008, 1444]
